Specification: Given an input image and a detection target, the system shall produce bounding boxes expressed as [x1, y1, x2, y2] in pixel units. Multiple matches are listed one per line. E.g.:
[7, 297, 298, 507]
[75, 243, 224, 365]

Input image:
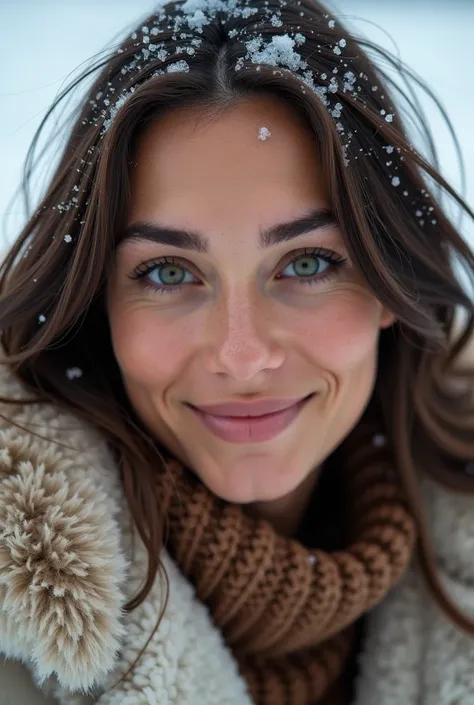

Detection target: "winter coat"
[1, 358, 474, 705]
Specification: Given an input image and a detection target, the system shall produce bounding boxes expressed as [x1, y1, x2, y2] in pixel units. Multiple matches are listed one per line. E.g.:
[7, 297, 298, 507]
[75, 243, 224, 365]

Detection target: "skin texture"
[107, 95, 396, 535]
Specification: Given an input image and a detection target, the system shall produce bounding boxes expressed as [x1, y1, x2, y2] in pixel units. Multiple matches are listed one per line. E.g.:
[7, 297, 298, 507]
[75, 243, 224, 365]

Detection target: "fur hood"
[0, 350, 474, 704]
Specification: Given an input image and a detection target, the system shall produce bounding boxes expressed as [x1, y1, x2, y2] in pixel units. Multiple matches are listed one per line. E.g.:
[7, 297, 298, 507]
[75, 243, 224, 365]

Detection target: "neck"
[243, 465, 320, 538]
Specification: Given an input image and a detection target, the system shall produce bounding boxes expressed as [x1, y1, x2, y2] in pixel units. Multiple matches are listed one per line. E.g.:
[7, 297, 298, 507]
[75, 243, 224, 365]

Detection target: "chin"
[198, 463, 305, 506]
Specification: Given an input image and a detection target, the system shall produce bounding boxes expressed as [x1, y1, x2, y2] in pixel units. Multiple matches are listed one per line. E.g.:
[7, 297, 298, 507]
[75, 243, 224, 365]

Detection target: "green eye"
[130, 247, 347, 295]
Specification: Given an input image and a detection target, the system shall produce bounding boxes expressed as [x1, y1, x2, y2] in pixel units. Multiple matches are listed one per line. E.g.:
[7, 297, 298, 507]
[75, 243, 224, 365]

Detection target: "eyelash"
[129, 247, 348, 295]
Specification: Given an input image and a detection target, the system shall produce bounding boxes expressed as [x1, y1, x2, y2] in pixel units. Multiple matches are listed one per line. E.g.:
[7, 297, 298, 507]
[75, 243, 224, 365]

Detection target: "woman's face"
[107, 95, 395, 504]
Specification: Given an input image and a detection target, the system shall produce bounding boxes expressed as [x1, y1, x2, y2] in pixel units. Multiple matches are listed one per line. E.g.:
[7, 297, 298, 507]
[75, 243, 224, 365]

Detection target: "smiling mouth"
[187, 393, 316, 444]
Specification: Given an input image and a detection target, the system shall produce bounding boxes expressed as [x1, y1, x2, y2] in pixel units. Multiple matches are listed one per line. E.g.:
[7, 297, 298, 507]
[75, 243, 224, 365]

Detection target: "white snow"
[0, 0, 472, 254]
[66, 367, 83, 380]
[258, 126, 271, 141]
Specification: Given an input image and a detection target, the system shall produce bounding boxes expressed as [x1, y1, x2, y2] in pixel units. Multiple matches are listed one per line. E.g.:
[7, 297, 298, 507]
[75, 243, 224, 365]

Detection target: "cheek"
[109, 306, 193, 385]
[295, 292, 383, 371]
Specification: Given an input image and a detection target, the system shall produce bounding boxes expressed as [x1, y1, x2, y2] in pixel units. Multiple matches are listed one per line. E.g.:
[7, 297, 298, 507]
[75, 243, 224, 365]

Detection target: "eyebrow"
[118, 206, 338, 252]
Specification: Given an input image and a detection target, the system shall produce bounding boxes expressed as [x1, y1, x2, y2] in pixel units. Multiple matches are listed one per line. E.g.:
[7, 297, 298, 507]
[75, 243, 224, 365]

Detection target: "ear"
[379, 307, 397, 330]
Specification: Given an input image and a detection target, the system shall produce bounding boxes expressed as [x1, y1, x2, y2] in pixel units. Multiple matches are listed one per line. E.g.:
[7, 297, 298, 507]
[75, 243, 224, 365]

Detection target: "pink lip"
[188, 394, 314, 444]
[192, 397, 307, 417]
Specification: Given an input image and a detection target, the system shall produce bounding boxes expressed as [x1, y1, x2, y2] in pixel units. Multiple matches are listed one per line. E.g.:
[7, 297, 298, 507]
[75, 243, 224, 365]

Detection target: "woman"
[1, 0, 473, 703]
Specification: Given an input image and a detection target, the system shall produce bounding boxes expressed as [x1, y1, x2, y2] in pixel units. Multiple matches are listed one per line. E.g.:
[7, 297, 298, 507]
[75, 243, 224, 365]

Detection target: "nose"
[203, 290, 285, 381]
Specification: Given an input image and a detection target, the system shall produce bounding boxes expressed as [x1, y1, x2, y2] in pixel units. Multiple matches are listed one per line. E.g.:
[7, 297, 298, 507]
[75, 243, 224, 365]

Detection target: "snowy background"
[0, 0, 473, 251]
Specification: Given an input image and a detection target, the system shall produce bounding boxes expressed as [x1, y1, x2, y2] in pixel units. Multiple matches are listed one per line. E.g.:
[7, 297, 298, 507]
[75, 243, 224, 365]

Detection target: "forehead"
[127, 96, 330, 227]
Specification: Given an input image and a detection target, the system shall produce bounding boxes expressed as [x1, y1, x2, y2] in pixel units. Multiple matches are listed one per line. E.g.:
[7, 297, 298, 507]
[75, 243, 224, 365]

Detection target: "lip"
[191, 396, 308, 417]
[187, 393, 315, 444]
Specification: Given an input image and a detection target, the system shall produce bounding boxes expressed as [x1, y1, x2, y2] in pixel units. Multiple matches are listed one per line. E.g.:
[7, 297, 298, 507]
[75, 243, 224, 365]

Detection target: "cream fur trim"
[0, 363, 252, 704]
[0, 367, 128, 694]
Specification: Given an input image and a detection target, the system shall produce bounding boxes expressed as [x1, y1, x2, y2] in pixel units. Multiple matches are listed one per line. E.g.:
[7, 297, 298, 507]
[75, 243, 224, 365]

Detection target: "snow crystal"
[64, 234, 72, 243]
[372, 433, 387, 447]
[333, 45, 341, 55]
[415, 210, 423, 217]
[328, 19, 336, 28]
[258, 126, 271, 141]
[341, 143, 350, 166]
[56, 199, 76, 213]
[271, 14, 283, 27]
[166, 60, 190, 72]
[241, 6, 258, 18]
[371, 85, 378, 92]
[339, 38, 346, 47]
[38, 314, 46, 324]
[385, 114, 394, 123]
[342, 71, 356, 92]
[178, 0, 257, 33]
[66, 367, 83, 380]
[186, 8, 207, 32]
[331, 102, 343, 118]
[384, 145, 394, 154]
[391, 176, 400, 187]
[102, 86, 136, 133]
[245, 34, 303, 72]
[302, 72, 329, 106]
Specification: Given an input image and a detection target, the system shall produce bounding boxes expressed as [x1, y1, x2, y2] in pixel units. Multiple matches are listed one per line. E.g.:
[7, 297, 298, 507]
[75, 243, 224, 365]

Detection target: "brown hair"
[1, 0, 474, 654]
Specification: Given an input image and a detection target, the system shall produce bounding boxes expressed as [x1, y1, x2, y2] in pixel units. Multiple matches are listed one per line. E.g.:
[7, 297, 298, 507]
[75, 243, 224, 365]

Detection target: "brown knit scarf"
[154, 420, 416, 705]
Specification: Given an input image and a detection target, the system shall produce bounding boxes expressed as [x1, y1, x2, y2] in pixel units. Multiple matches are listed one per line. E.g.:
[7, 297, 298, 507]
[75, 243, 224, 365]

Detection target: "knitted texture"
[154, 422, 417, 705]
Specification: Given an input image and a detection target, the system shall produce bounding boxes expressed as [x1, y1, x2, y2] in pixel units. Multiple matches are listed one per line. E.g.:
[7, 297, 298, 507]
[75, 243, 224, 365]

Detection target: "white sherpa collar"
[0, 364, 252, 704]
